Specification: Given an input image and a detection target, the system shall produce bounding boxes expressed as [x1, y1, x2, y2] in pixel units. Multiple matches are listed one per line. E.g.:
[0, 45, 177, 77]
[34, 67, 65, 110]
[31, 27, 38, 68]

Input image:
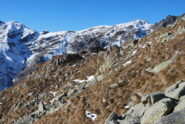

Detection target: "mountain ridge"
[0, 19, 152, 90]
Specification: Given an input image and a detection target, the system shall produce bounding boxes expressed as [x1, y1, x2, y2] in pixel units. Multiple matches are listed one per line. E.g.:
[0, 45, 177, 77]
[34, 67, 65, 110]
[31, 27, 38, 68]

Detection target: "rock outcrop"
[105, 80, 185, 124]
[153, 13, 185, 31]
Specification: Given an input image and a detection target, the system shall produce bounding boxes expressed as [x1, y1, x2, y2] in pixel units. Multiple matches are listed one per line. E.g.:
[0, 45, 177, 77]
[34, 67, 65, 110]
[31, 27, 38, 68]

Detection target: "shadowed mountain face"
[153, 15, 178, 31]
[0, 21, 37, 90]
[0, 13, 184, 124]
[0, 21, 4, 26]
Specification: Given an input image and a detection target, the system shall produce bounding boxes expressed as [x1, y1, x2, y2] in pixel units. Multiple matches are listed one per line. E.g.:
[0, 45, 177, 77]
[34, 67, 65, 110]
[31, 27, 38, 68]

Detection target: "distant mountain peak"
[116, 19, 152, 30]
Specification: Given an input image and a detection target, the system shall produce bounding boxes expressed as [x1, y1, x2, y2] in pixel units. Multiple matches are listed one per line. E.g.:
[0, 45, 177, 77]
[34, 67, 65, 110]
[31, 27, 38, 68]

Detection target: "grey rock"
[180, 95, 185, 101]
[38, 102, 45, 112]
[14, 115, 33, 124]
[104, 112, 120, 124]
[129, 103, 146, 117]
[127, 101, 135, 108]
[141, 92, 166, 105]
[165, 80, 185, 100]
[110, 83, 119, 89]
[96, 74, 107, 82]
[104, 80, 185, 124]
[165, 80, 184, 93]
[141, 98, 176, 124]
[154, 108, 185, 124]
[105, 104, 145, 124]
[153, 59, 173, 73]
[117, 104, 145, 124]
[14, 102, 22, 110]
[15, 102, 46, 124]
[118, 115, 140, 124]
[174, 98, 185, 112]
[141, 94, 150, 104]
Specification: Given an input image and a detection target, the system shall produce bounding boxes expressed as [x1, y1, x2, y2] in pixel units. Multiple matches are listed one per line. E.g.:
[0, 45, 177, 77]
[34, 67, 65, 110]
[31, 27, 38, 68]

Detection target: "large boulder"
[141, 92, 166, 105]
[165, 80, 185, 100]
[174, 96, 185, 112]
[104, 80, 185, 124]
[119, 103, 146, 124]
[154, 108, 185, 124]
[105, 104, 146, 124]
[141, 98, 176, 124]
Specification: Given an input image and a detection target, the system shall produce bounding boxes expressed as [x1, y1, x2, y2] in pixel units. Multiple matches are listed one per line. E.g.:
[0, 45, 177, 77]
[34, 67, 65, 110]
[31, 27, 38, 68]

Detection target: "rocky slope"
[153, 14, 185, 31]
[0, 19, 152, 90]
[0, 13, 185, 124]
[33, 14, 185, 124]
[105, 80, 185, 124]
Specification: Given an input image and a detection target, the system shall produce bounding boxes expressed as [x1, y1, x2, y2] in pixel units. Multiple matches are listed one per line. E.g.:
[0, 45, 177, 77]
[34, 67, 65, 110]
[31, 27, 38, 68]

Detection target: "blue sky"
[0, 0, 184, 32]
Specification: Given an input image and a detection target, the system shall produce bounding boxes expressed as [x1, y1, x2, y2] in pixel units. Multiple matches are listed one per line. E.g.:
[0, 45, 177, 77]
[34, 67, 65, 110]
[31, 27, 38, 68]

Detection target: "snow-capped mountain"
[0, 21, 38, 90]
[0, 19, 153, 90]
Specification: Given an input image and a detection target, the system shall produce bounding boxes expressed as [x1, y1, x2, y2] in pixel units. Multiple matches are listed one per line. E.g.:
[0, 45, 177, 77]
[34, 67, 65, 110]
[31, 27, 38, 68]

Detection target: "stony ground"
[0, 17, 185, 124]
[106, 80, 185, 124]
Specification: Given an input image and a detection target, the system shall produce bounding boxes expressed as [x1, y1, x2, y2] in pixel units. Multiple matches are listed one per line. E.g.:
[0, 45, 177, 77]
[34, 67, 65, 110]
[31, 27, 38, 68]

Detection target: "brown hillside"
[0, 18, 185, 124]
